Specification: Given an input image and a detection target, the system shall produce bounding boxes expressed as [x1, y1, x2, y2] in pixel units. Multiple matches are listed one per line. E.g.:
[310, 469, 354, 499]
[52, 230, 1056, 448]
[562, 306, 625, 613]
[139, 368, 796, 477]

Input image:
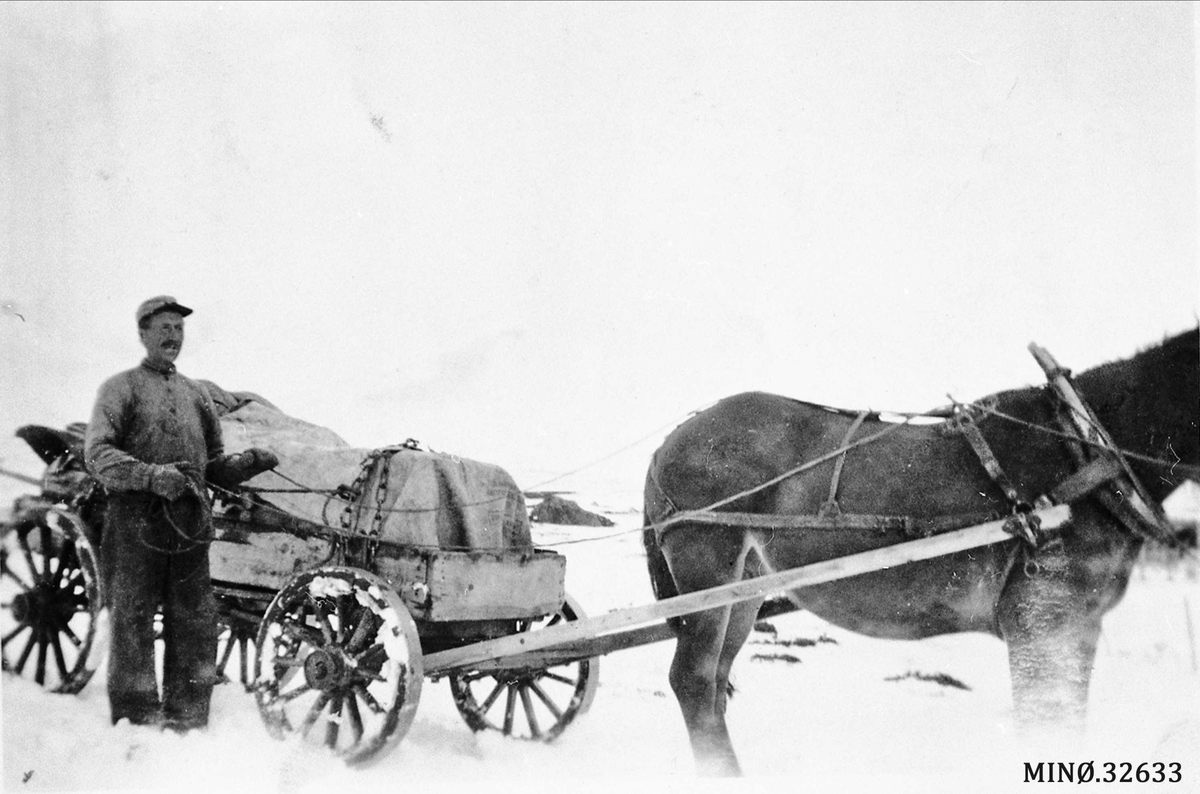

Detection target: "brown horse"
[643, 329, 1199, 776]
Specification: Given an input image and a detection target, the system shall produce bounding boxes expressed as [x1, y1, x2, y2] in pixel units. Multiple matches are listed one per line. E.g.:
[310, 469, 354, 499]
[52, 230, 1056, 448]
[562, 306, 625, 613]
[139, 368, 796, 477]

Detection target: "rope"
[242, 468, 509, 515]
[523, 405, 716, 492]
[648, 417, 915, 538]
[974, 402, 1200, 477]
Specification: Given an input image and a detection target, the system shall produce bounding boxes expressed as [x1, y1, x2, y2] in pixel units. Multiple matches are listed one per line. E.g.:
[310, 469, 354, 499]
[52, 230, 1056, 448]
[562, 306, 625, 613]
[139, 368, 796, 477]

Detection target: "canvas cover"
[217, 399, 532, 552]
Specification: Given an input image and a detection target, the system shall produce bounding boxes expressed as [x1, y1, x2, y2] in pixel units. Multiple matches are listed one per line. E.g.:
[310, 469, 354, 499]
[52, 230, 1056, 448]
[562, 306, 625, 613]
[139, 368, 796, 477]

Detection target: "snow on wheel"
[253, 566, 423, 765]
[1, 508, 103, 694]
[448, 593, 598, 742]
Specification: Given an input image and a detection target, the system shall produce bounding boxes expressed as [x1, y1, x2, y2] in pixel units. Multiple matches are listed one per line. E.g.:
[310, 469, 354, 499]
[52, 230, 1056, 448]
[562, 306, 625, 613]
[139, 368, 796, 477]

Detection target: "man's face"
[139, 311, 185, 366]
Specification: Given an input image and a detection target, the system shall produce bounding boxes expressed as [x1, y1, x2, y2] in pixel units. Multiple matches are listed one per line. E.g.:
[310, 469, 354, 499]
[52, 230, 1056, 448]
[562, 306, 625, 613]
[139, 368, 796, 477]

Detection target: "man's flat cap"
[136, 295, 193, 324]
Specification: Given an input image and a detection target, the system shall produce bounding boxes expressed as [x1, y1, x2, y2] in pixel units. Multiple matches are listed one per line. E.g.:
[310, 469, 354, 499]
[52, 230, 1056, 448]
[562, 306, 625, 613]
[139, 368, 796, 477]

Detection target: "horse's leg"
[664, 528, 750, 777]
[997, 543, 1104, 738]
[714, 593, 765, 714]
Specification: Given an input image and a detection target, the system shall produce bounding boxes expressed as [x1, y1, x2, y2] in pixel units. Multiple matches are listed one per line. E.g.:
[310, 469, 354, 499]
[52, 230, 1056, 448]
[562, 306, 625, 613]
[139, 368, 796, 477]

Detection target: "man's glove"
[149, 464, 190, 501]
[247, 448, 279, 474]
[216, 448, 279, 487]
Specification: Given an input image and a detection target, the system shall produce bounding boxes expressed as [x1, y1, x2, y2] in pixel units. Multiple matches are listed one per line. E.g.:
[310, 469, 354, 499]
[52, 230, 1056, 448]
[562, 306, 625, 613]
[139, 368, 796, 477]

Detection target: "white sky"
[1, 2, 1196, 506]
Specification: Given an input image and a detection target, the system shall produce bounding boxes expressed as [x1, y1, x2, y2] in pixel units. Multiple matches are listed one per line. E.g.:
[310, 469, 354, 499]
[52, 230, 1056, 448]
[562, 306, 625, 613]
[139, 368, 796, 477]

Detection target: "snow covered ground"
[3, 506, 1199, 794]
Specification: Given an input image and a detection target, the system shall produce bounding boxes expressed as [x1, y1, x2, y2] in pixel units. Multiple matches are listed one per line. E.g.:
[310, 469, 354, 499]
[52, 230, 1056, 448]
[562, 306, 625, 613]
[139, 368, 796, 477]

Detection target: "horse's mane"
[1076, 327, 1199, 401]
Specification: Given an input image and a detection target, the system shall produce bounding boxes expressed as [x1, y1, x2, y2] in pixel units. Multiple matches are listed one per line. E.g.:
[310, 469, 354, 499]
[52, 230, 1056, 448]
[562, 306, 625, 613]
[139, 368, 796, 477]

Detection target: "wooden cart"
[1, 490, 599, 765]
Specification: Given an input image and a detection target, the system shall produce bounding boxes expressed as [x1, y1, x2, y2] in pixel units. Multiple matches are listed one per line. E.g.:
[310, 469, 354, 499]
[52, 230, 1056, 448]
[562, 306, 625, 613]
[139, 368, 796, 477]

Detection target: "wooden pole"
[1028, 343, 1169, 536]
[423, 505, 1071, 676]
[0, 467, 41, 487]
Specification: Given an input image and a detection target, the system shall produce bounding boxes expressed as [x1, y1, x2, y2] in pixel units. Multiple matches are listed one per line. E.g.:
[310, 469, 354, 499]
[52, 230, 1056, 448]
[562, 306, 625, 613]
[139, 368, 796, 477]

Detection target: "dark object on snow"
[529, 495, 614, 527]
[885, 671, 971, 691]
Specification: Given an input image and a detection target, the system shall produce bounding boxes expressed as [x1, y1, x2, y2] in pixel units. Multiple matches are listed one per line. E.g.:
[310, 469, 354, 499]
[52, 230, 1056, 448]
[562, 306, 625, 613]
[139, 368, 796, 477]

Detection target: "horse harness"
[941, 345, 1180, 550]
[653, 344, 1183, 553]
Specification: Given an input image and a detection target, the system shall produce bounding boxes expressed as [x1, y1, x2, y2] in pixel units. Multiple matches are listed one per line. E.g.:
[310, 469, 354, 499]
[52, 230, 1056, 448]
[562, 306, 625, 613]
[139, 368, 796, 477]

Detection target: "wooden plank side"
[371, 547, 567, 621]
[371, 550, 432, 619]
[425, 551, 566, 621]
[423, 505, 1071, 675]
[209, 531, 333, 591]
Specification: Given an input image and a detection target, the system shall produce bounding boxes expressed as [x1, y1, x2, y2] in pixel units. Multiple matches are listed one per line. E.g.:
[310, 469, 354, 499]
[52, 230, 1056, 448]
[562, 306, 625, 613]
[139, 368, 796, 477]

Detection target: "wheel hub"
[8, 585, 71, 626]
[303, 648, 348, 690]
[10, 591, 36, 624]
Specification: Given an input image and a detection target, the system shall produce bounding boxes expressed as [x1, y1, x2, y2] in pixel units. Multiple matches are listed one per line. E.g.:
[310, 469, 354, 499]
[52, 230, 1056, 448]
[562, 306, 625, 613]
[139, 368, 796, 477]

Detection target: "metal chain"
[367, 449, 394, 563]
[338, 452, 379, 533]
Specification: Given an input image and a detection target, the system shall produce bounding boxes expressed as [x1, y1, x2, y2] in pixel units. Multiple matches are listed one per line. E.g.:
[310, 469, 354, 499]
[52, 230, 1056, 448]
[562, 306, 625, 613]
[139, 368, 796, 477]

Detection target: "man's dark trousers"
[102, 493, 219, 729]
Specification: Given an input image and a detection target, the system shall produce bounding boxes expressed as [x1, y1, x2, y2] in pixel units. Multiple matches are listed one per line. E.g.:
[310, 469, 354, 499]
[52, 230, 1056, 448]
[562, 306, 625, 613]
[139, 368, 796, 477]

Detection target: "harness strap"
[658, 507, 999, 539]
[1048, 455, 1123, 504]
[957, 417, 1024, 507]
[820, 410, 869, 517]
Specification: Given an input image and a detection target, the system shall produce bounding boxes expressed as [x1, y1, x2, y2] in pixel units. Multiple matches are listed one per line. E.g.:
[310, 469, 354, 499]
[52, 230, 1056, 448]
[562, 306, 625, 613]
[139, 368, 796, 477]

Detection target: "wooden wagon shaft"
[464, 622, 677, 673]
[463, 596, 806, 673]
[424, 504, 1071, 676]
[0, 467, 42, 487]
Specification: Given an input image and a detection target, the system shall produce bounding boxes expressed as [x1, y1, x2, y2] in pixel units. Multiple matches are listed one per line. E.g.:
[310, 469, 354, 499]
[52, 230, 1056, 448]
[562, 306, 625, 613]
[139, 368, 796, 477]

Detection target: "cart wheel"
[1, 508, 103, 693]
[253, 566, 423, 765]
[448, 593, 598, 742]
[215, 599, 262, 691]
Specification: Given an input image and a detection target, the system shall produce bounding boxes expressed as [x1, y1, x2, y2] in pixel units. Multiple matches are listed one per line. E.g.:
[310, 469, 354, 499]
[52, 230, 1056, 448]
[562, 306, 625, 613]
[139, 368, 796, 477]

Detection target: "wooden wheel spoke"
[345, 689, 365, 744]
[300, 691, 332, 736]
[238, 637, 251, 686]
[273, 655, 306, 670]
[14, 627, 37, 673]
[50, 631, 69, 680]
[315, 602, 336, 646]
[474, 679, 503, 713]
[35, 628, 48, 685]
[457, 670, 492, 685]
[269, 682, 314, 705]
[50, 542, 73, 589]
[527, 679, 564, 721]
[2, 564, 33, 591]
[335, 596, 352, 645]
[503, 684, 517, 735]
[18, 538, 42, 588]
[539, 670, 577, 686]
[325, 695, 343, 748]
[345, 608, 375, 654]
[38, 523, 53, 580]
[60, 623, 83, 649]
[280, 621, 323, 648]
[216, 634, 236, 672]
[519, 685, 543, 739]
[3, 622, 31, 646]
[355, 641, 385, 662]
[352, 683, 385, 715]
[351, 667, 387, 684]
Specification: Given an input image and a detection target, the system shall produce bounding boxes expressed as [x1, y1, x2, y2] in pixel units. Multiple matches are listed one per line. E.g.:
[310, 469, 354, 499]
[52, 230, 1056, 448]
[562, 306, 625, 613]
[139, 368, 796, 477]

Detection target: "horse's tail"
[642, 512, 684, 634]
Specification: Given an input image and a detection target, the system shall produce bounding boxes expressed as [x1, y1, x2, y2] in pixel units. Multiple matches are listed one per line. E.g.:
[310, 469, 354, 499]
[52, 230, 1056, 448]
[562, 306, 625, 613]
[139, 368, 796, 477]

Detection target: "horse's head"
[1077, 328, 1200, 498]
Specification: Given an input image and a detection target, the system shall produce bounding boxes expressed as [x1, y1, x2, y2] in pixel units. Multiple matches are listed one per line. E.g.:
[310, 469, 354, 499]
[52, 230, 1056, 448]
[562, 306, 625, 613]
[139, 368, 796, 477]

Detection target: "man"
[84, 296, 277, 731]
